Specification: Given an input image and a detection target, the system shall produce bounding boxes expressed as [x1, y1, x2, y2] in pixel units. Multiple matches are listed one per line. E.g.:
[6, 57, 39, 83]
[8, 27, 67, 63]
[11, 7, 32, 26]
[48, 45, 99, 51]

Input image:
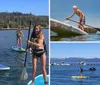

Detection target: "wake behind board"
[12, 46, 25, 52]
[51, 18, 88, 37]
[0, 64, 10, 70]
[72, 76, 89, 79]
[27, 74, 49, 85]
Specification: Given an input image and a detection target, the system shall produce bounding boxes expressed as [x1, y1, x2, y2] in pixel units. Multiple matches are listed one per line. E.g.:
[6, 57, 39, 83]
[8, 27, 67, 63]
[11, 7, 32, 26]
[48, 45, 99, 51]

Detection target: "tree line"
[0, 12, 48, 29]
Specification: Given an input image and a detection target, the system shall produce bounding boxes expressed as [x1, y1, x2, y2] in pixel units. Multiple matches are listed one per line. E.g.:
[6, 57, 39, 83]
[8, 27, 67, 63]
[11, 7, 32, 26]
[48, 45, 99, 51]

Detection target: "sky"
[51, 0, 100, 27]
[0, 0, 48, 15]
[51, 43, 100, 58]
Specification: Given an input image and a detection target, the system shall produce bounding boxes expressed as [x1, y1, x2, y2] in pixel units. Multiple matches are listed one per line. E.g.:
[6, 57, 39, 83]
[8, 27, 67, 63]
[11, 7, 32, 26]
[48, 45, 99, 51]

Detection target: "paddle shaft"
[24, 21, 31, 67]
[67, 19, 100, 31]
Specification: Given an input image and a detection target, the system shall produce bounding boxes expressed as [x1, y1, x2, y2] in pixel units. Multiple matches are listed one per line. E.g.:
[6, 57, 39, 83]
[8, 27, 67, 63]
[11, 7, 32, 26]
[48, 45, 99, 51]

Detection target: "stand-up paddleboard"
[27, 74, 49, 85]
[12, 46, 25, 52]
[0, 64, 10, 70]
[51, 18, 88, 37]
[72, 76, 89, 79]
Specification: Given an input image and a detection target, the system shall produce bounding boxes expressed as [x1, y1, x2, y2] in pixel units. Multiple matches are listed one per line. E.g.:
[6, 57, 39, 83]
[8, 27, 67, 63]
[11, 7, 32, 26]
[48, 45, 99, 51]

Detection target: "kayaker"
[27, 25, 48, 85]
[66, 5, 85, 31]
[16, 26, 24, 49]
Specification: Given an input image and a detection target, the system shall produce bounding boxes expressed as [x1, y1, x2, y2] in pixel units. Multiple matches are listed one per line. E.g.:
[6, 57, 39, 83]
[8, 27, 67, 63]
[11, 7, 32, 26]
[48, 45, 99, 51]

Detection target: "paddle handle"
[24, 21, 31, 67]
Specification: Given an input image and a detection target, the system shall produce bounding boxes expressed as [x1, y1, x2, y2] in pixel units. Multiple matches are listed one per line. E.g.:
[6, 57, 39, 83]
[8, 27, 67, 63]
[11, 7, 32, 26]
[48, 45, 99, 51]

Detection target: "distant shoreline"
[0, 27, 49, 30]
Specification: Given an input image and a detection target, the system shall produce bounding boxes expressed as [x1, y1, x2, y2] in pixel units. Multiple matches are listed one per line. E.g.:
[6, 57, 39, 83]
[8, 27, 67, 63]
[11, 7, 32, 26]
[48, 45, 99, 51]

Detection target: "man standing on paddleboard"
[80, 66, 83, 78]
[66, 5, 85, 31]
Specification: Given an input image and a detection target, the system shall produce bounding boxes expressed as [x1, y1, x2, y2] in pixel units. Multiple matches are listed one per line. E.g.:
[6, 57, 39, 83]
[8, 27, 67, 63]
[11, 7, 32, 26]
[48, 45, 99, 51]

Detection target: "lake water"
[51, 59, 100, 85]
[51, 32, 100, 41]
[0, 29, 49, 85]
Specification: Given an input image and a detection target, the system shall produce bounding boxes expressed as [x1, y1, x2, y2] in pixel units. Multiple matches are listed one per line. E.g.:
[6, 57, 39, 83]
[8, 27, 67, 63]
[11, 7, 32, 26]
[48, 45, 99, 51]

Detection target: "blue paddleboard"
[12, 46, 25, 52]
[27, 74, 49, 85]
[0, 64, 10, 70]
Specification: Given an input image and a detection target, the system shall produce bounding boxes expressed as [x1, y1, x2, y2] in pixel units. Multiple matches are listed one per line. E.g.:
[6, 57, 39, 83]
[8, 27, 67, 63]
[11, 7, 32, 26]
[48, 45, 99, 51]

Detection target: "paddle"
[66, 18, 100, 31]
[20, 21, 31, 81]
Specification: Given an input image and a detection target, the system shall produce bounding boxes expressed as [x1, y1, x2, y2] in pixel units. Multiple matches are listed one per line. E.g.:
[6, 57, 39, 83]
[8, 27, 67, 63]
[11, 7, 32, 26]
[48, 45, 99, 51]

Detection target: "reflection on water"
[0, 29, 49, 85]
[51, 33, 100, 41]
[51, 65, 100, 85]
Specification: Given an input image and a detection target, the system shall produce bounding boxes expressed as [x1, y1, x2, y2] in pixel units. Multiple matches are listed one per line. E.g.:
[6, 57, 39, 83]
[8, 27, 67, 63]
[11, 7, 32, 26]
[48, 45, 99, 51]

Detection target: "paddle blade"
[20, 67, 28, 81]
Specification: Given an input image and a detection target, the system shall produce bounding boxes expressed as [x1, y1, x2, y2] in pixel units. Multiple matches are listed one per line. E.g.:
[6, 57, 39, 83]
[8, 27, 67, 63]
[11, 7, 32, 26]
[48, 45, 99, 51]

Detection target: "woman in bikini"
[27, 25, 48, 85]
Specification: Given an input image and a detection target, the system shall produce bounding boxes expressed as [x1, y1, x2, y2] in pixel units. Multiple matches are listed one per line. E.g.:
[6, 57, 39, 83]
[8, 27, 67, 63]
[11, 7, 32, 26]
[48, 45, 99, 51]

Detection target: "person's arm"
[66, 12, 75, 19]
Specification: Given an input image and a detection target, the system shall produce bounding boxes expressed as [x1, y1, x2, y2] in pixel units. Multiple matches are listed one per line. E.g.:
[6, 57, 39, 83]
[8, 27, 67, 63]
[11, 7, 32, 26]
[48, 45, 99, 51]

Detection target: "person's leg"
[80, 72, 82, 76]
[78, 22, 84, 31]
[16, 37, 19, 48]
[19, 37, 22, 48]
[78, 22, 81, 29]
[81, 21, 84, 31]
[32, 57, 38, 85]
[40, 53, 48, 84]
[80, 72, 82, 79]
[78, 18, 84, 31]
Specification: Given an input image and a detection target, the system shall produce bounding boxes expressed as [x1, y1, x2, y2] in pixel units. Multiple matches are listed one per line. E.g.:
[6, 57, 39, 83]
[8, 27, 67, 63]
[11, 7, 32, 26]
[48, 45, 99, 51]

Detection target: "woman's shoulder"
[38, 32, 44, 40]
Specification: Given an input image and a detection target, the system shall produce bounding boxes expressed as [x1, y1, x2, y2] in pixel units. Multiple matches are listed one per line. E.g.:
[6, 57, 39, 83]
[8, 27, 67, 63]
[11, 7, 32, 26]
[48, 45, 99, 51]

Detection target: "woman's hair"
[31, 25, 42, 39]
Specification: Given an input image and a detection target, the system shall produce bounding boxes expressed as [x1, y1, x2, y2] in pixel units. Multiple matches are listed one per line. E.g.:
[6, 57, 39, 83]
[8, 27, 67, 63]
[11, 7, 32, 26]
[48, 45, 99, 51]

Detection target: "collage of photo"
[0, 0, 100, 85]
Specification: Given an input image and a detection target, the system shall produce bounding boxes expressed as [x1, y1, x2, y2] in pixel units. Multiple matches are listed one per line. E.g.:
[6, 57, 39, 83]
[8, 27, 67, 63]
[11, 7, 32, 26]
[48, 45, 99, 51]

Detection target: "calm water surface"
[0, 29, 49, 85]
[51, 31, 100, 41]
[51, 59, 100, 85]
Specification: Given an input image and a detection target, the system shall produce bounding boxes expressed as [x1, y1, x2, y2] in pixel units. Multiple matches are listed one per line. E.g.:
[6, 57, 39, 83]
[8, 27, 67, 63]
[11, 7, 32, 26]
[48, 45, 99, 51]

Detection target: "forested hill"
[0, 12, 48, 29]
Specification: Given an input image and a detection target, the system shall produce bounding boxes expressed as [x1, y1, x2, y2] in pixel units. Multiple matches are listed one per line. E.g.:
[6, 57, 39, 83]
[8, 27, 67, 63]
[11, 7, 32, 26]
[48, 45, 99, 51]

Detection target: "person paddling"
[66, 5, 85, 31]
[16, 26, 24, 49]
[27, 25, 48, 85]
[80, 66, 83, 78]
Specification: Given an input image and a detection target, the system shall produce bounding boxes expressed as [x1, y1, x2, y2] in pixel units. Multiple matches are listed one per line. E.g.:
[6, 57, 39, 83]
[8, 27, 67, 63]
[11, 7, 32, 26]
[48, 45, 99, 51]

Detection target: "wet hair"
[30, 25, 47, 54]
[31, 25, 38, 38]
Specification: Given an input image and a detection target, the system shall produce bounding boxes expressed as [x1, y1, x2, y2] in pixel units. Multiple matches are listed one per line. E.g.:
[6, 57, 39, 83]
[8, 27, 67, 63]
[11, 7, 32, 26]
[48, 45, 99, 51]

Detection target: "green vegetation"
[0, 12, 48, 29]
[84, 28, 97, 33]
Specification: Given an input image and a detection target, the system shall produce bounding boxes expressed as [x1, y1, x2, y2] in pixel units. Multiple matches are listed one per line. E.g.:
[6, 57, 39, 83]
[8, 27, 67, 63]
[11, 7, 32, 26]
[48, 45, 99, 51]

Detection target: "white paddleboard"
[50, 18, 88, 36]
[0, 64, 10, 70]
[12, 46, 25, 52]
[27, 74, 49, 85]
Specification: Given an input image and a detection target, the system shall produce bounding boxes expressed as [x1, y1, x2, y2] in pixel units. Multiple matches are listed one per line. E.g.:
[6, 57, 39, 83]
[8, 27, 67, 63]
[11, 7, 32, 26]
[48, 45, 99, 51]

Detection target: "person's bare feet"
[32, 80, 34, 85]
[32, 82, 34, 85]
[44, 81, 48, 85]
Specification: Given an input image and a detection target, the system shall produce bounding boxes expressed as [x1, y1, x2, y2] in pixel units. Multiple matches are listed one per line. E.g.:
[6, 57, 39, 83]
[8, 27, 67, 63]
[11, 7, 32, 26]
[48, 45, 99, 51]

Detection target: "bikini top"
[30, 38, 44, 50]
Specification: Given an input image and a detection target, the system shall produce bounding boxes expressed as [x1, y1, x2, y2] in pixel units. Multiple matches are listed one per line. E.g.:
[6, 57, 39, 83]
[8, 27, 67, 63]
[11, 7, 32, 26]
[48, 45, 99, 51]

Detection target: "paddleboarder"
[80, 66, 83, 78]
[66, 5, 85, 31]
[27, 25, 48, 85]
[16, 26, 24, 49]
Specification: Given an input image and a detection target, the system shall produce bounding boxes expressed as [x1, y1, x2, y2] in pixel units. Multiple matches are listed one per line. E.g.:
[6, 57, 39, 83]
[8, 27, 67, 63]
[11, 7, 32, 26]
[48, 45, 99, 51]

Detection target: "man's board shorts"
[80, 68, 83, 73]
[79, 16, 85, 25]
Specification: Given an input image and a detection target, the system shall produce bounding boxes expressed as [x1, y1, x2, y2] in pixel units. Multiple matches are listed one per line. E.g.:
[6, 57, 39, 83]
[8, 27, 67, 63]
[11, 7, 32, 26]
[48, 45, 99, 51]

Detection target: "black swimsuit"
[32, 48, 45, 58]
[30, 38, 45, 58]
